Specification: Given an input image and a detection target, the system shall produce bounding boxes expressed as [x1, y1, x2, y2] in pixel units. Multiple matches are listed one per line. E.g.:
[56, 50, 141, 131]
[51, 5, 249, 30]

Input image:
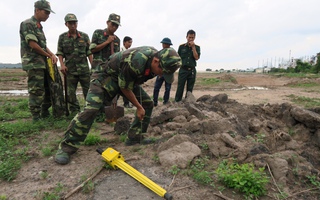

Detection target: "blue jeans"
[153, 75, 171, 105]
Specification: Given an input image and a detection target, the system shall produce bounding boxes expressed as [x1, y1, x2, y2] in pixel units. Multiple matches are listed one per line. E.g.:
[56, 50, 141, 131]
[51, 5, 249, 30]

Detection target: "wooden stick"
[266, 163, 282, 194]
[63, 166, 104, 199]
[213, 192, 234, 200]
[168, 174, 176, 190]
[169, 185, 193, 193]
[283, 188, 319, 200]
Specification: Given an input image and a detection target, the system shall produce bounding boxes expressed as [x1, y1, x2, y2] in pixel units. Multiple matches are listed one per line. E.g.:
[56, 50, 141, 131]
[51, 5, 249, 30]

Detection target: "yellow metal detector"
[97, 147, 173, 200]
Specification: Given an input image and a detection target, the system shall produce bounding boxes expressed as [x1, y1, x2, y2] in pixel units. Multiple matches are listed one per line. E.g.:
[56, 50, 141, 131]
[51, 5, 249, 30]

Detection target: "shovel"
[104, 95, 124, 123]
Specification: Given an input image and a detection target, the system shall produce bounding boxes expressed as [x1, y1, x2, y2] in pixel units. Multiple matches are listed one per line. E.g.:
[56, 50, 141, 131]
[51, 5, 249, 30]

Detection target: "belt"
[181, 66, 195, 71]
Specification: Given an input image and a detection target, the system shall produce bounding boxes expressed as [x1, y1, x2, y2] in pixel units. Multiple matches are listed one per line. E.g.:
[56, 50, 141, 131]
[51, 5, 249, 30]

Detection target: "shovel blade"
[104, 106, 125, 123]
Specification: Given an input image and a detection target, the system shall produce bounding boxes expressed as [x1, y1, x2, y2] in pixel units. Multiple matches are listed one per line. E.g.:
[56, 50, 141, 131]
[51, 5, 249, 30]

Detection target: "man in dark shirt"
[175, 29, 201, 102]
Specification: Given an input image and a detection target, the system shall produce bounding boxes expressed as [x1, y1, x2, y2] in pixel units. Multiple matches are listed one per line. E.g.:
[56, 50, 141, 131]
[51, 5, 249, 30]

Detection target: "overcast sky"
[1, 0, 320, 71]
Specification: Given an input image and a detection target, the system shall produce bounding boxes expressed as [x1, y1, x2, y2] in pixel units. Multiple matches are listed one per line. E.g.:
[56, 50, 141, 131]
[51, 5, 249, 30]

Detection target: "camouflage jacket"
[19, 16, 47, 71]
[103, 46, 157, 90]
[90, 28, 120, 72]
[178, 43, 201, 67]
[56, 30, 91, 75]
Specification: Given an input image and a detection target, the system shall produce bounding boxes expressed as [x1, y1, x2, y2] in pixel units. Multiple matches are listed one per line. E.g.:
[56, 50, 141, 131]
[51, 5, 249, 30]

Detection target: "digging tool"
[63, 73, 69, 116]
[96, 147, 173, 200]
[104, 95, 124, 123]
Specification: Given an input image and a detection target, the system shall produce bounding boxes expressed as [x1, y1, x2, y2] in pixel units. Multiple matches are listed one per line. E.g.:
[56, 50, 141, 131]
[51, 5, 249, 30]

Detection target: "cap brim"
[44, 8, 55, 14]
[110, 20, 121, 26]
[163, 73, 174, 84]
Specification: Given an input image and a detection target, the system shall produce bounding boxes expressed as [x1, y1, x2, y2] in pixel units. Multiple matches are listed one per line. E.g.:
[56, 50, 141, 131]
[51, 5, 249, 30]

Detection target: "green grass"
[215, 160, 269, 199]
[197, 77, 221, 85]
[0, 97, 70, 181]
[287, 94, 320, 108]
[288, 82, 319, 88]
[272, 73, 320, 78]
[0, 72, 26, 77]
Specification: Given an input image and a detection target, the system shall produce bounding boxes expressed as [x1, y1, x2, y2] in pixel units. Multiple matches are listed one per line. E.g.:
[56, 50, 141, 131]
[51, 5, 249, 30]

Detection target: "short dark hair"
[186, 29, 196, 36]
[123, 36, 132, 43]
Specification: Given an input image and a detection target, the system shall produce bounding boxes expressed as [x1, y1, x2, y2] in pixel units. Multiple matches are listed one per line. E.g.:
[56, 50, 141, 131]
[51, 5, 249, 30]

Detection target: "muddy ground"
[1, 69, 320, 200]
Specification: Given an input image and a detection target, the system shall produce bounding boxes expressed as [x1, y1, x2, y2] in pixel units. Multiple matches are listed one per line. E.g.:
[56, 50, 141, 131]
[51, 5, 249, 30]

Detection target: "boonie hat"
[34, 0, 55, 14]
[64, 13, 78, 22]
[108, 13, 121, 26]
[158, 47, 182, 84]
[160, 37, 173, 45]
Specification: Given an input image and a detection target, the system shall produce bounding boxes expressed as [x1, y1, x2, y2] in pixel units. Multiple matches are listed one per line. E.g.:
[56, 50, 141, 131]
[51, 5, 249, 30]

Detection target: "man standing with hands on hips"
[175, 29, 200, 102]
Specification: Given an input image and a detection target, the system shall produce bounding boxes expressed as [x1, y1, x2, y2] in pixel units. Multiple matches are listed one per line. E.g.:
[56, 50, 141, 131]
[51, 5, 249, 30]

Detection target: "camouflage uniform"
[59, 46, 181, 150]
[20, 16, 51, 120]
[56, 30, 91, 113]
[90, 29, 120, 73]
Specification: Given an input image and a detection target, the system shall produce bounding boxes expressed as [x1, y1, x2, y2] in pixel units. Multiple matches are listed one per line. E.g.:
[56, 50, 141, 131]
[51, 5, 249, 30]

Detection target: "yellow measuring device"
[97, 147, 173, 200]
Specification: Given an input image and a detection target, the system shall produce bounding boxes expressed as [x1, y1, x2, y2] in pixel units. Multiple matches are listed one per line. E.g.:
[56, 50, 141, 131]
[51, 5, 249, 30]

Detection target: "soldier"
[19, 0, 57, 122]
[153, 37, 173, 106]
[120, 36, 133, 108]
[175, 29, 201, 102]
[90, 13, 121, 121]
[90, 13, 121, 73]
[56, 13, 93, 116]
[54, 47, 181, 165]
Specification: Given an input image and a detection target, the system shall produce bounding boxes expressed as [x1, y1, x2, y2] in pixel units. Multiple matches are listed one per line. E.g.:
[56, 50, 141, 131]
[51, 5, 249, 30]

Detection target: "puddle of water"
[0, 90, 29, 96]
[233, 86, 269, 91]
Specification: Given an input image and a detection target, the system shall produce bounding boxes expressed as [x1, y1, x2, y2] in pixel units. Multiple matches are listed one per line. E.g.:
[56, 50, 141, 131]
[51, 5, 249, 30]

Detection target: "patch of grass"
[277, 73, 320, 78]
[41, 183, 64, 200]
[0, 194, 7, 200]
[83, 132, 107, 146]
[307, 175, 320, 187]
[215, 160, 269, 199]
[0, 98, 30, 121]
[40, 171, 49, 179]
[0, 72, 26, 77]
[197, 77, 221, 85]
[82, 180, 95, 193]
[0, 96, 71, 181]
[200, 143, 209, 150]
[288, 82, 319, 88]
[168, 165, 181, 175]
[184, 156, 215, 187]
[287, 94, 320, 108]
[41, 146, 54, 157]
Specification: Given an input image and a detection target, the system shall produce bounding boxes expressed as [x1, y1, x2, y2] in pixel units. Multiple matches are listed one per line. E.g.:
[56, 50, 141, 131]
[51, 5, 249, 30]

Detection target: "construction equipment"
[96, 147, 173, 200]
[104, 95, 124, 123]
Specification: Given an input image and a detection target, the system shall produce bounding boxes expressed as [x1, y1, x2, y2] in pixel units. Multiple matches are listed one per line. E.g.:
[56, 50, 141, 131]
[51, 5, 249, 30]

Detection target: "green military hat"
[158, 47, 182, 84]
[34, 0, 55, 14]
[108, 13, 121, 26]
[64, 13, 78, 22]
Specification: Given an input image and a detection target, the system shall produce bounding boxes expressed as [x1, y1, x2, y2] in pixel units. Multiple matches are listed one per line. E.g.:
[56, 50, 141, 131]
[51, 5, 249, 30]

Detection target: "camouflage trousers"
[27, 68, 51, 119]
[62, 74, 154, 148]
[66, 73, 90, 113]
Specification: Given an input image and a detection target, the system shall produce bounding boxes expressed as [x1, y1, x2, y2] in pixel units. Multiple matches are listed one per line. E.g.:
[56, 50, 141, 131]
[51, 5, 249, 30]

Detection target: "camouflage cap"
[158, 47, 182, 84]
[34, 0, 55, 14]
[64, 13, 78, 22]
[108, 13, 121, 26]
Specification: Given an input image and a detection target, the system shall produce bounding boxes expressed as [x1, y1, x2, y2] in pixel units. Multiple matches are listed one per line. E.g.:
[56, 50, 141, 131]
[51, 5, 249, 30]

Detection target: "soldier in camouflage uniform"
[55, 46, 182, 165]
[19, 0, 57, 122]
[90, 13, 121, 121]
[90, 13, 121, 73]
[56, 13, 93, 115]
